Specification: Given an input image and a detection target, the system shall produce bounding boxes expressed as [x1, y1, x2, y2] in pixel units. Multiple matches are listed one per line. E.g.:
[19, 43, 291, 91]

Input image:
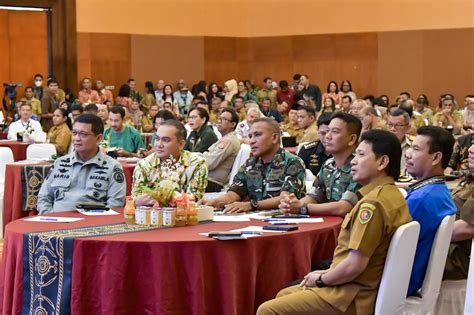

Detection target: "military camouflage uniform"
[228, 148, 306, 201]
[132, 150, 208, 200]
[37, 151, 126, 214]
[308, 154, 361, 206]
[448, 133, 472, 173]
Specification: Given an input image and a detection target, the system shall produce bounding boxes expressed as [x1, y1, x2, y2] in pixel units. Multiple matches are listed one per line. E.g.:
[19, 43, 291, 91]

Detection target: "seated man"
[386, 108, 414, 175]
[260, 98, 283, 123]
[281, 108, 303, 140]
[360, 105, 385, 133]
[132, 119, 208, 204]
[258, 129, 411, 315]
[204, 108, 241, 192]
[445, 133, 472, 175]
[103, 105, 145, 157]
[404, 126, 457, 296]
[37, 114, 126, 213]
[296, 105, 318, 144]
[236, 107, 262, 143]
[443, 142, 474, 280]
[203, 117, 306, 213]
[280, 112, 362, 217]
[97, 103, 110, 129]
[22, 86, 42, 117]
[7, 103, 43, 140]
[297, 113, 331, 176]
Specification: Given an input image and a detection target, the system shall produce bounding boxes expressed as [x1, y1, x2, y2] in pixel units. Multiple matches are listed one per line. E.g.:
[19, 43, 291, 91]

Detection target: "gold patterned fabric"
[21, 164, 52, 211]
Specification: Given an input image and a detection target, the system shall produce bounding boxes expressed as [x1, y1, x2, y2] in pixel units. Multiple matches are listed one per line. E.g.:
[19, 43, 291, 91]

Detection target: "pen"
[263, 219, 285, 222]
[271, 222, 297, 225]
[241, 231, 263, 235]
[87, 210, 107, 213]
[39, 218, 59, 222]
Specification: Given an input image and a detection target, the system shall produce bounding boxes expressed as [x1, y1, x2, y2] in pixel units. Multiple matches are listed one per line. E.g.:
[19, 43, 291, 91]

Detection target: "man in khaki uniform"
[443, 143, 474, 280]
[282, 108, 303, 140]
[387, 109, 414, 176]
[297, 105, 318, 144]
[22, 86, 42, 117]
[204, 108, 241, 192]
[258, 129, 412, 315]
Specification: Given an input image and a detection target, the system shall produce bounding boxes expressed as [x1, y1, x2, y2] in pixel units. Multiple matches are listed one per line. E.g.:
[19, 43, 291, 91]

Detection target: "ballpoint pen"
[38, 218, 59, 222]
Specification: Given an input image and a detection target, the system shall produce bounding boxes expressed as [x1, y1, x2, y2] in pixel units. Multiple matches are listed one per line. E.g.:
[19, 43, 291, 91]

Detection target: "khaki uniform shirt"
[21, 97, 42, 116]
[236, 108, 246, 122]
[444, 178, 474, 280]
[256, 88, 277, 107]
[298, 121, 319, 144]
[316, 176, 412, 313]
[282, 122, 304, 141]
[37, 150, 126, 214]
[47, 122, 71, 155]
[204, 131, 241, 186]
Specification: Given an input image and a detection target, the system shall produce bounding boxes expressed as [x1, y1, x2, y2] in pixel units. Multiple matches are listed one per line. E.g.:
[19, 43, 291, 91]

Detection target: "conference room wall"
[76, 28, 474, 107]
[0, 10, 48, 99]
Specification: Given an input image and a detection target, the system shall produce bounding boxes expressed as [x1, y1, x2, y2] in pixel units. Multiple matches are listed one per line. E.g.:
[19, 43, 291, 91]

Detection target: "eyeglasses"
[217, 117, 232, 122]
[188, 115, 200, 120]
[386, 122, 408, 130]
[72, 130, 94, 139]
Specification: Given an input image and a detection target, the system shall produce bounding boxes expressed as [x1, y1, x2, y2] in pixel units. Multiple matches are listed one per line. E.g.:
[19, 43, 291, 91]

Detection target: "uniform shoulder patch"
[304, 141, 318, 150]
[218, 139, 229, 149]
[113, 167, 125, 183]
[358, 203, 375, 224]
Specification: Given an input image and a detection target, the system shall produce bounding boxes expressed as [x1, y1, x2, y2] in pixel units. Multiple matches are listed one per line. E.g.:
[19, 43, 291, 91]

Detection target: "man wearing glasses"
[203, 107, 241, 192]
[386, 108, 414, 175]
[37, 114, 126, 213]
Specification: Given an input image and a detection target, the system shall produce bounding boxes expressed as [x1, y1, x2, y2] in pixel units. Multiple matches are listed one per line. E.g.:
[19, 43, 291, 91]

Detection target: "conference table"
[0, 211, 342, 315]
[2, 160, 137, 234]
[0, 140, 29, 161]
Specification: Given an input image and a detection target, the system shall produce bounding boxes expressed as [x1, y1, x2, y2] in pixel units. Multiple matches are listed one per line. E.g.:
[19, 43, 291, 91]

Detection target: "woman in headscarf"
[223, 79, 238, 102]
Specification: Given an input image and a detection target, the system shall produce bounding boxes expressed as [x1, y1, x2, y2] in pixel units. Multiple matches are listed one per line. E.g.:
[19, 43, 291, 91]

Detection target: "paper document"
[24, 216, 84, 223]
[231, 226, 287, 233]
[212, 216, 251, 222]
[266, 218, 324, 224]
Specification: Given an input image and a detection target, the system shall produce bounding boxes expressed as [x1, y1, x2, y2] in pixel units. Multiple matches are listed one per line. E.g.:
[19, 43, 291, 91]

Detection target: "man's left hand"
[299, 271, 325, 288]
[223, 201, 252, 214]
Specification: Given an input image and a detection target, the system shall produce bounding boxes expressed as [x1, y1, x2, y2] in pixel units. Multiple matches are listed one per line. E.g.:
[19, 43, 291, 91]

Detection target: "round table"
[0, 141, 29, 161]
[0, 211, 342, 315]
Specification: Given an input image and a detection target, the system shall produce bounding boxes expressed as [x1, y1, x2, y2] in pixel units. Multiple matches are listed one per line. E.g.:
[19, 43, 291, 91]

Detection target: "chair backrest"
[228, 144, 251, 186]
[375, 221, 420, 315]
[26, 143, 57, 160]
[0, 147, 14, 185]
[416, 215, 456, 308]
[34, 131, 47, 143]
[465, 238, 474, 315]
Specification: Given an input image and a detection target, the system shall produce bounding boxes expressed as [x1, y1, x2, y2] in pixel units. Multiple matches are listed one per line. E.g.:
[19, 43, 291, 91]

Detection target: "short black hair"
[84, 103, 98, 114]
[34, 74, 43, 79]
[398, 100, 413, 118]
[109, 105, 126, 119]
[154, 109, 176, 124]
[297, 105, 316, 118]
[293, 74, 301, 81]
[25, 86, 33, 92]
[342, 95, 352, 103]
[221, 107, 239, 130]
[159, 119, 187, 141]
[400, 91, 411, 98]
[317, 112, 332, 127]
[330, 112, 362, 139]
[47, 79, 58, 86]
[71, 104, 83, 113]
[127, 78, 135, 84]
[74, 113, 104, 135]
[263, 77, 272, 83]
[233, 96, 244, 102]
[189, 106, 209, 124]
[417, 126, 455, 169]
[360, 129, 402, 181]
[279, 80, 289, 89]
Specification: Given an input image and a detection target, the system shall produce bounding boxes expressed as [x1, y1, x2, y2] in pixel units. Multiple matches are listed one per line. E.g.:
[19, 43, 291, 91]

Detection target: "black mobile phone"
[208, 231, 243, 238]
[263, 225, 299, 232]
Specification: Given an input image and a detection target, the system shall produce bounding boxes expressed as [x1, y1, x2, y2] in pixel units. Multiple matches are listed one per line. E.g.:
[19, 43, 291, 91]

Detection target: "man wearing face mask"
[41, 78, 66, 132]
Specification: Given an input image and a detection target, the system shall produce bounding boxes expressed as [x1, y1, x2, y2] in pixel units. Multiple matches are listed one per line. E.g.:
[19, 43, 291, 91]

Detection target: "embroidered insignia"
[358, 203, 375, 224]
[113, 168, 125, 183]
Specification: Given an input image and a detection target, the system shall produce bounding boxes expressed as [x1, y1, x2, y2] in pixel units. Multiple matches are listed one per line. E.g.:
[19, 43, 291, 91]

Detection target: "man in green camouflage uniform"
[203, 117, 306, 213]
[280, 112, 362, 217]
[133, 120, 208, 206]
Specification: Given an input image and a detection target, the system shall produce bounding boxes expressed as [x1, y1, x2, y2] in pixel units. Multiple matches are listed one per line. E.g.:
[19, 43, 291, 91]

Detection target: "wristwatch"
[250, 199, 259, 211]
[299, 203, 308, 215]
[315, 274, 327, 288]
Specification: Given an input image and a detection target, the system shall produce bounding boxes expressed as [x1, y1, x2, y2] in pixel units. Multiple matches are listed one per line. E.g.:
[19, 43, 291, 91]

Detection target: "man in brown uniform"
[257, 129, 412, 315]
[443, 143, 474, 280]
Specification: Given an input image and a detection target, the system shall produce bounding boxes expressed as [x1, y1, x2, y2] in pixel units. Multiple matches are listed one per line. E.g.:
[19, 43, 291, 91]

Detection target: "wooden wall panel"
[131, 35, 204, 91]
[204, 37, 240, 85]
[0, 9, 47, 99]
[76, 33, 131, 95]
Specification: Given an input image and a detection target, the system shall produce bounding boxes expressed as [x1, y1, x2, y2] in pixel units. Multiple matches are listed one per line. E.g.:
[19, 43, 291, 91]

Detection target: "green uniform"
[184, 124, 218, 153]
[37, 151, 126, 214]
[131, 150, 208, 200]
[443, 178, 474, 280]
[103, 125, 145, 154]
[130, 90, 143, 103]
[257, 177, 412, 315]
[308, 154, 361, 206]
[448, 134, 472, 173]
[229, 148, 306, 201]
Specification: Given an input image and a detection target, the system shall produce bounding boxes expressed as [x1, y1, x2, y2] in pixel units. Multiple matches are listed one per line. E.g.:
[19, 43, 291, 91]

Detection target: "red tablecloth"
[0, 211, 341, 315]
[2, 162, 136, 234]
[0, 141, 29, 161]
